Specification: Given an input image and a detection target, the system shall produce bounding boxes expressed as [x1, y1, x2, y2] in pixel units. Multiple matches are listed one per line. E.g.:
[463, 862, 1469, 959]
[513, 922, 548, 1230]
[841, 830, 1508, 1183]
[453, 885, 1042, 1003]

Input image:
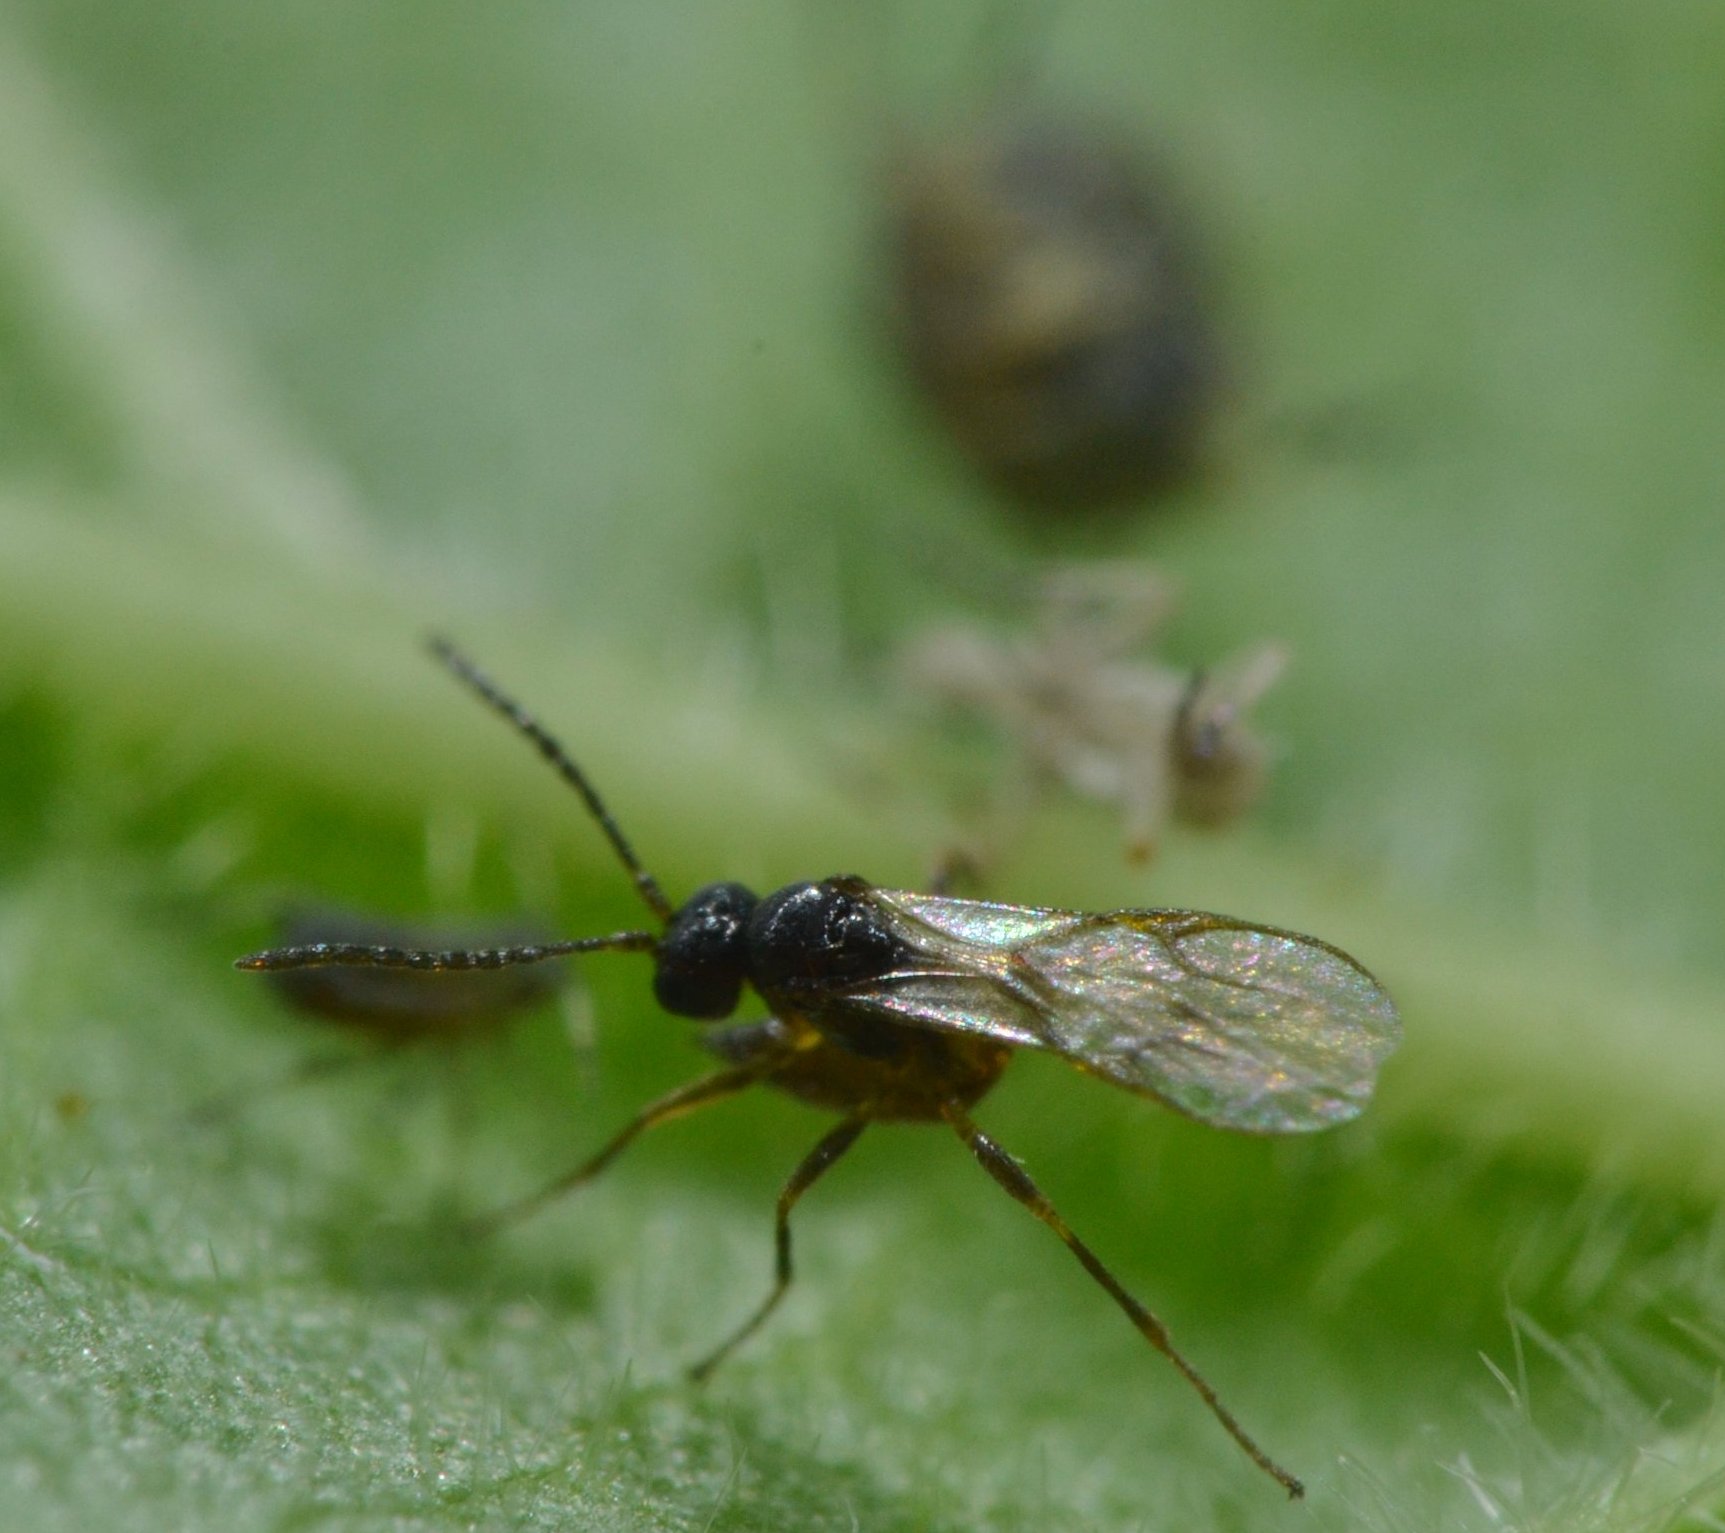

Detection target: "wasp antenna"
[234, 931, 658, 974]
[427, 637, 675, 924]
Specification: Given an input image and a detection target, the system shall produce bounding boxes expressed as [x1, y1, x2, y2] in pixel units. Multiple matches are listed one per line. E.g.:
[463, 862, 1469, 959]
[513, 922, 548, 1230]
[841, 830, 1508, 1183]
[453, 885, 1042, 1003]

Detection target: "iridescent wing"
[843, 888, 1400, 1134]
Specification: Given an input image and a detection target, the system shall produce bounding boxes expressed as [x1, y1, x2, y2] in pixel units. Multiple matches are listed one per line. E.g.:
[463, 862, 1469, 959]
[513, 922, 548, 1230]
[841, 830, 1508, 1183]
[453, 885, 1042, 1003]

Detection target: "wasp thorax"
[654, 882, 758, 1019]
[745, 879, 903, 994]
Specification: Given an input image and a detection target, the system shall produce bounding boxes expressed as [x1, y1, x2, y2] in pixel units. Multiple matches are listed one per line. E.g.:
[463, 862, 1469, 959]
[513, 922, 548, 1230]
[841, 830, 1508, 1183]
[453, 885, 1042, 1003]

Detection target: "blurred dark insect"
[902, 560, 1285, 861]
[194, 907, 568, 1123]
[885, 115, 1218, 511]
[265, 906, 565, 1042]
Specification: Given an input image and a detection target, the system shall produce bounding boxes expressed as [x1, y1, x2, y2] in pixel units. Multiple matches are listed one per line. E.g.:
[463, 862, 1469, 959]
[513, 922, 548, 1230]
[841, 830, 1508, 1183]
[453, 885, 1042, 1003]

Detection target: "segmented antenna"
[235, 931, 657, 973]
[427, 637, 675, 924]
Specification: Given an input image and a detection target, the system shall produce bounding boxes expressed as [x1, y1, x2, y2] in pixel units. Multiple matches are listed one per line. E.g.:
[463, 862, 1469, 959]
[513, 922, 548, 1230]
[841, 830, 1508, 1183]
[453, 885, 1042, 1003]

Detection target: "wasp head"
[653, 882, 758, 1019]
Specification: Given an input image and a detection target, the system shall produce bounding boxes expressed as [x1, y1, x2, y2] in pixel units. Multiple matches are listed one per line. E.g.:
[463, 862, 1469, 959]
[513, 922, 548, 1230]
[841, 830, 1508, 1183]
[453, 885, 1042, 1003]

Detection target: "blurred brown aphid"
[903, 561, 1286, 862]
[886, 116, 1217, 510]
[237, 639, 1400, 1497]
[266, 907, 564, 1042]
[195, 907, 566, 1123]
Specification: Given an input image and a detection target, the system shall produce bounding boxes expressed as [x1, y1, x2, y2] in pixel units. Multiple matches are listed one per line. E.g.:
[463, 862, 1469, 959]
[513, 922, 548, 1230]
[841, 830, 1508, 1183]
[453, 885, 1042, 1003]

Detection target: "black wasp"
[238, 638, 1401, 1498]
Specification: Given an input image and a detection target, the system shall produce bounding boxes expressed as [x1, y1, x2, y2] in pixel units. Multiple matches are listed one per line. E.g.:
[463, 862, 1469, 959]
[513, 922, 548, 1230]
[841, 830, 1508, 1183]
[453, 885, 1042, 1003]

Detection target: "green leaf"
[5, 2, 1725, 1529]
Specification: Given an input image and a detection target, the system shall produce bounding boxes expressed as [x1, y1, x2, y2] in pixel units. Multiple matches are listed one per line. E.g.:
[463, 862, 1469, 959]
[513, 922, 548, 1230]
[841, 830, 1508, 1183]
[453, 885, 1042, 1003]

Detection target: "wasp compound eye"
[654, 882, 759, 1020]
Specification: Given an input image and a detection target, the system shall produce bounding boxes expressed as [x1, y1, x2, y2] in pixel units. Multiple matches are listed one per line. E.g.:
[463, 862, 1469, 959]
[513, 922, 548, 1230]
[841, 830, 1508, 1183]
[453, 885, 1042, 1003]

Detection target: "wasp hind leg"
[687, 1114, 868, 1382]
[940, 1102, 1303, 1499]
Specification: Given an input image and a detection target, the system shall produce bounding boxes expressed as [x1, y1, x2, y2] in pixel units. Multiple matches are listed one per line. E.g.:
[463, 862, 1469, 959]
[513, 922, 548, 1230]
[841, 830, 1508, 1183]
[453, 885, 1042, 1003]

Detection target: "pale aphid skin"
[903, 560, 1287, 862]
[237, 640, 1400, 1499]
[1169, 644, 1288, 831]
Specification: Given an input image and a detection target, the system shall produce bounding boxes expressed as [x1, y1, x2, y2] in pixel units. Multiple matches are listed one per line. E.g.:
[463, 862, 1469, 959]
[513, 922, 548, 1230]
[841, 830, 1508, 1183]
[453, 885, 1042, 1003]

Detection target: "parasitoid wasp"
[236, 638, 1400, 1498]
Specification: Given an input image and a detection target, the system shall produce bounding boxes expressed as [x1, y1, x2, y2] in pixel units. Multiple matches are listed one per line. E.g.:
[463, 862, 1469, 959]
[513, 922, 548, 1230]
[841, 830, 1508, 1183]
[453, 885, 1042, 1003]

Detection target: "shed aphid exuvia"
[236, 637, 1401, 1499]
[902, 560, 1287, 862]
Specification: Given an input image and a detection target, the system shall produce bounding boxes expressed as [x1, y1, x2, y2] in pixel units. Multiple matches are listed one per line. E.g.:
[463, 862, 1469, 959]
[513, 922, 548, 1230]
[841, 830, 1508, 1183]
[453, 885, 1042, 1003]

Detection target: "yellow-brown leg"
[464, 1066, 763, 1239]
[687, 1115, 868, 1382]
[941, 1102, 1303, 1499]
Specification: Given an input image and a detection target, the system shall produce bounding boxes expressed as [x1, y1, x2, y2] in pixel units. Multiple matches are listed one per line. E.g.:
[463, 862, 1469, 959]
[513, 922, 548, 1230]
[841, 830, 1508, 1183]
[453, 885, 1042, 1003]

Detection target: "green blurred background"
[3, 1, 1725, 1528]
